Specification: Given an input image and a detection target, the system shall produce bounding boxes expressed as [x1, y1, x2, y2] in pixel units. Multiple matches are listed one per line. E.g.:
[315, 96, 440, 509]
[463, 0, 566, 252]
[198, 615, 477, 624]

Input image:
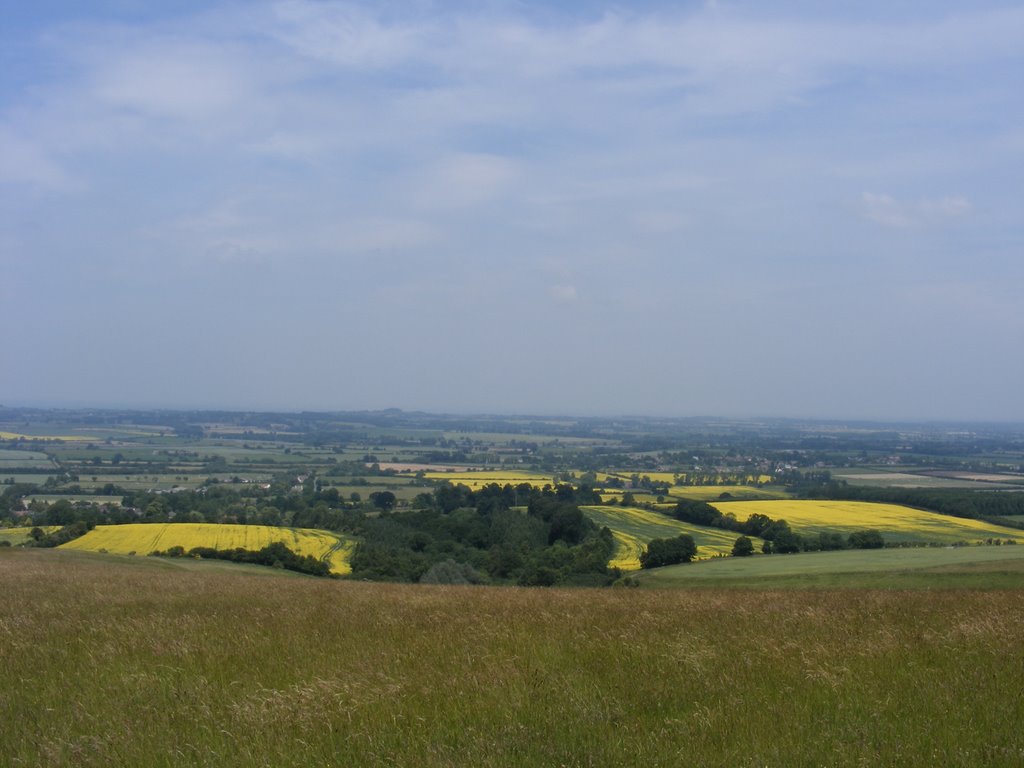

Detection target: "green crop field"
[581, 505, 764, 569]
[638, 544, 1024, 589]
[2, 549, 1023, 767]
[0, 449, 56, 468]
[711, 499, 1024, 545]
[0, 526, 59, 545]
[1, 473, 57, 484]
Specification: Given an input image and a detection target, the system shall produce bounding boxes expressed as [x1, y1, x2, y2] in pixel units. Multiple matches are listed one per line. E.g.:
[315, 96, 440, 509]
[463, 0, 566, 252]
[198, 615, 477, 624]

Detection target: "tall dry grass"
[1, 548, 1023, 767]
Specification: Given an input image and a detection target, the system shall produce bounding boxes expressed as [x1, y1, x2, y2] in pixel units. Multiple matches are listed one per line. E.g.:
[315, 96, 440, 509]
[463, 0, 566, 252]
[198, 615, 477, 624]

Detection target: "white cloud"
[861, 192, 972, 228]
[408, 153, 519, 210]
[550, 284, 578, 302]
[631, 210, 690, 234]
[162, 193, 438, 263]
[268, 0, 425, 68]
[100, 53, 242, 119]
[920, 196, 972, 219]
[325, 216, 438, 253]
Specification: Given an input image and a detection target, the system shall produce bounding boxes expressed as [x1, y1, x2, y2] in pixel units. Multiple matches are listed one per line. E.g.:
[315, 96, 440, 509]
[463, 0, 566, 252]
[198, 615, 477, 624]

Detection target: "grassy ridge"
[2, 549, 1024, 767]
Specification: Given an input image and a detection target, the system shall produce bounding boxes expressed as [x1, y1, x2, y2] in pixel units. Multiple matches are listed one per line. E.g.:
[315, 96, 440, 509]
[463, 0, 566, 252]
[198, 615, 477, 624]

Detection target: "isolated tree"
[369, 491, 396, 511]
[731, 535, 755, 557]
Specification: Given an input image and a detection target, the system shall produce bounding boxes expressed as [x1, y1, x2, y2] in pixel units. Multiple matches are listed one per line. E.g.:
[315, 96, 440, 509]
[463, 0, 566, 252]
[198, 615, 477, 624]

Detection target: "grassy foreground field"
[60, 523, 356, 575]
[1, 549, 1023, 767]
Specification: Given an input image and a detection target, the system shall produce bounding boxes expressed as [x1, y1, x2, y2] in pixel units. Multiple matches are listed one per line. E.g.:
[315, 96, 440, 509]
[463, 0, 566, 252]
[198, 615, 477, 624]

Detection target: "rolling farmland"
[60, 523, 356, 575]
[581, 505, 763, 569]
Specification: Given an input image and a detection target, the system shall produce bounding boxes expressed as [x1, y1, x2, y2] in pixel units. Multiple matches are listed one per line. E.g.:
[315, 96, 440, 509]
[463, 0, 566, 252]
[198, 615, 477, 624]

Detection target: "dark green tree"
[369, 491, 397, 511]
[640, 535, 697, 568]
[848, 529, 884, 549]
[731, 535, 755, 557]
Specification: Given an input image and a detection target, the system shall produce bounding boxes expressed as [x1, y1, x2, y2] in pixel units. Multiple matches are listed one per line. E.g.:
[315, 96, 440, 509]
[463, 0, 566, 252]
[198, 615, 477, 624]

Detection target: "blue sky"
[2, 1, 1022, 420]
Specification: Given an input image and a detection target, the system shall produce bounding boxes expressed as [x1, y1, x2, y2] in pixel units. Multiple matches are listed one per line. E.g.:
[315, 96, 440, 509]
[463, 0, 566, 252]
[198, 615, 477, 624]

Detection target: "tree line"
[150, 541, 332, 577]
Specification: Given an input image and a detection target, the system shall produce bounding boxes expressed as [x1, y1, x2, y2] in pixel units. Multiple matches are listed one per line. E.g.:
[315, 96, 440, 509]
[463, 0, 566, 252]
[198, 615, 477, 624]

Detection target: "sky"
[2, 1, 1022, 421]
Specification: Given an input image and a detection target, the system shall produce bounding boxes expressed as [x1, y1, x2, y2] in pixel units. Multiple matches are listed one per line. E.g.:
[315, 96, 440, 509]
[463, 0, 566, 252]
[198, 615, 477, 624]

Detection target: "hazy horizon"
[4, 1, 1022, 422]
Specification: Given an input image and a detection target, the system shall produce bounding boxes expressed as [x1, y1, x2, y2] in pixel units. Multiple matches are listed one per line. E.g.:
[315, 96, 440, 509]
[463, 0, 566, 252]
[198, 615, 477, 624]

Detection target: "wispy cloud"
[0, 128, 74, 190]
[2, 1, 1022, 418]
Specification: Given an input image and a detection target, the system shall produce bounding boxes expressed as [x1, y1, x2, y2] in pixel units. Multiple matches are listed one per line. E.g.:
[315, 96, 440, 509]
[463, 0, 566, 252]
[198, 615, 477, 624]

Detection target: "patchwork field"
[711, 500, 1024, 545]
[829, 468, 1023, 489]
[60, 523, 356, 575]
[581, 505, 764, 569]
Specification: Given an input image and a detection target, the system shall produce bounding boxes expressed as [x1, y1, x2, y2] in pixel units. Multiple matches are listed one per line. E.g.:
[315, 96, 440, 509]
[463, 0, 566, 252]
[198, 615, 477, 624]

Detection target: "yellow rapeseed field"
[421, 470, 555, 488]
[60, 523, 356, 574]
[608, 530, 645, 571]
[711, 500, 1024, 545]
[668, 485, 789, 501]
[602, 472, 775, 486]
[0, 431, 95, 442]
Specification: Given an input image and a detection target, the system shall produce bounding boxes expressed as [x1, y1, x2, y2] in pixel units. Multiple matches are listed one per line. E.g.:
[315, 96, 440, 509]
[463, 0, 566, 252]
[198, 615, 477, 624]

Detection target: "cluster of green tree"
[350, 483, 615, 586]
[17, 482, 373, 531]
[418, 559, 488, 585]
[26, 522, 91, 548]
[669, 498, 884, 553]
[790, 477, 1024, 527]
[1, 484, 36, 515]
[640, 535, 697, 568]
[150, 541, 331, 577]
